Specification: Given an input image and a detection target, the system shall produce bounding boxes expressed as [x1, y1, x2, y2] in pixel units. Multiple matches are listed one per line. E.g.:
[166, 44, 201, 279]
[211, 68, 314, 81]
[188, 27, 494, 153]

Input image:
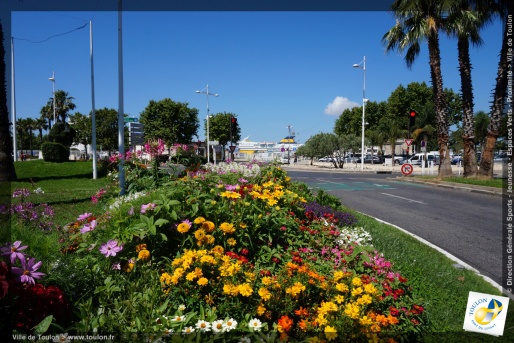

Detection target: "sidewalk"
[281, 160, 504, 197]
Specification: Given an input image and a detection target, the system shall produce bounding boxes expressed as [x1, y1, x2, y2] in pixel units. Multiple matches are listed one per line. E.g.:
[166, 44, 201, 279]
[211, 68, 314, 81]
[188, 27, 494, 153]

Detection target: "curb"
[392, 176, 503, 197]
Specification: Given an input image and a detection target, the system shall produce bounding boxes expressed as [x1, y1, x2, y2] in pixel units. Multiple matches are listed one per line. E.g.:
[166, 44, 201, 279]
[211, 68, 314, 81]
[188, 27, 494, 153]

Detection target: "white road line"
[380, 193, 426, 204]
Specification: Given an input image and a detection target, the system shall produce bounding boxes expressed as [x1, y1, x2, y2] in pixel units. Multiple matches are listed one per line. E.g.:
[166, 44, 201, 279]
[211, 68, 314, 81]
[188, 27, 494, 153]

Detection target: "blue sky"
[5, 4, 503, 144]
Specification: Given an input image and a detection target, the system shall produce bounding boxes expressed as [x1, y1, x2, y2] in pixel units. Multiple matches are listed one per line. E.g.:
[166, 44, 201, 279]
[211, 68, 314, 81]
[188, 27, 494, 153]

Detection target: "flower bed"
[1, 162, 426, 342]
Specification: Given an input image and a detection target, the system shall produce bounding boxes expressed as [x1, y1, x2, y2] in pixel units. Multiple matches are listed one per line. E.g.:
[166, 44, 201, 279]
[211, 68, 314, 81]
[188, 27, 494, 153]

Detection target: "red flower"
[389, 306, 400, 316]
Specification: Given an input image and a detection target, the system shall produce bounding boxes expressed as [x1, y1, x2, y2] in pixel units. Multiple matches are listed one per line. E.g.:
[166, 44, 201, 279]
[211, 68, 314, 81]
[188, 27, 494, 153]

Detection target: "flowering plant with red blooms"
[10, 283, 71, 332]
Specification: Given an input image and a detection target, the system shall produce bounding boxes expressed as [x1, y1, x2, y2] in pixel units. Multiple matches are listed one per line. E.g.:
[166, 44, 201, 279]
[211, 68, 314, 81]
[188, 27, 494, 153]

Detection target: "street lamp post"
[49, 71, 56, 124]
[353, 56, 366, 171]
[196, 84, 219, 164]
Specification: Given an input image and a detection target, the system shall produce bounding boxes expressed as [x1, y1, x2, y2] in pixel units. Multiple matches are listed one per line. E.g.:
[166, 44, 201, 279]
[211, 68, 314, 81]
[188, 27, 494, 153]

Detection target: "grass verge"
[415, 175, 503, 188]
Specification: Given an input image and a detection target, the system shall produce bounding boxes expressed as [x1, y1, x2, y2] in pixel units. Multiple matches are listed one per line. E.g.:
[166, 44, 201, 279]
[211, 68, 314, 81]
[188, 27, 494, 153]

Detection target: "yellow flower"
[324, 326, 337, 341]
[123, 262, 134, 272]
[210, 200, 217, 205]
[357, 294, 372, 305]
[186, 271, 196, 281]
[205, 235, 215, 244]
[238, 283, 253, 297]
[223, 283, 239, 296]
[286, 282, 306, 297]
[344, 303, 360, 319]
[211, 245, 224, 256]
[257, 304, 266, 315]
[219, 222, 235, 234]
[160, 272, 172, 285]
[221, 191, 241, 199]
[335, 283, 349, 293]
[306, 337, 320, 343]
[194, 229, 206, 240]
[200, 255, 216, 264]
[334, 295, 345, 304]
[258, 287, 272, 301]
[267, 198, 278, 206]
[135, 243, 147, 252]
[261, 276, 273, 286]
[194, 217, 206, 224]
[364, 283, 378, 294]
[352, 277, 362, 287]
[351, 287, 363, 297]
[202, 221, 216, 233]
[197, 277, 208, 286]
[239, 223, 247, 228]
[138, 249, 151, 261]
[227, 238, 237, 246]
[333, 271, 345, 282]
[177, 222, 191, 233]
[359, 316, 373, 326]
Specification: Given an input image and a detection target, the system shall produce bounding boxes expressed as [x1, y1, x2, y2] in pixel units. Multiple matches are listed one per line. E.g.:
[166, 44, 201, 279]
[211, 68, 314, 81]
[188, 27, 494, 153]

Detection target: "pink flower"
[11, 258, 45, 284]
[140, 203, 156, 214]
[99, 240, 123, 257]
[77, 213, 92, 221]
[80, 220, 97, 234]
[1, 241, 28, 264]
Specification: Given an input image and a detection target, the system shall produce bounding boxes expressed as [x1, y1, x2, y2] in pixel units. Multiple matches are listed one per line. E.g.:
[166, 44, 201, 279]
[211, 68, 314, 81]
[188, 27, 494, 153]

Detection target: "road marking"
[380, 193, 426, 204]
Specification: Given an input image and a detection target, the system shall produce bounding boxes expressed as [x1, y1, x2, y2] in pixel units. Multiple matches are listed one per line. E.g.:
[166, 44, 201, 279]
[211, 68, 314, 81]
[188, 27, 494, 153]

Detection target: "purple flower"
[80, 220, 97, 234]
[128, 206, 134, 216]
[99, 240, 123, 257]
[225, 184, 238, 191]
[112, 262, 121, 270]
[238, 178, 248, 183]
[77, 212, 93, 221]
[12, 188, 30, 198]
[1, 241, 28, 264]
[11, 258, 45, 284]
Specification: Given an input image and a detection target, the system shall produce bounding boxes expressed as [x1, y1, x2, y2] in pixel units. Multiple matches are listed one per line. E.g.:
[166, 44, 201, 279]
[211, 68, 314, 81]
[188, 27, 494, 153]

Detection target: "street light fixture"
[196, 84, 219, 164]
[49, 71, 56, 124]
[353, 56, 366, 171]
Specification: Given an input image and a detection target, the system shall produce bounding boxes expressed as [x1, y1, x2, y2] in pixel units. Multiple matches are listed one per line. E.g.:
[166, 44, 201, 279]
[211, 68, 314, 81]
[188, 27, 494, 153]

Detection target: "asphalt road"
[287, 170, 503, 286]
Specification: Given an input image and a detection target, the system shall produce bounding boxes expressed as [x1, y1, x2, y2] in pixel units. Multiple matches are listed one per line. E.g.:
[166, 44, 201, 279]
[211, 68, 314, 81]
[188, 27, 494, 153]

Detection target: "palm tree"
[0, 20, 16, 181]
[40, 104, 53, 130]
[25, 118, 36, 158]
[43, 90, 76, 124]
[475, 0, 511, 179]
[16, 118, 27, 156]
[445, 0, 491, 178]
[383, 0, 454, 178]
[34, 117, 48, 145]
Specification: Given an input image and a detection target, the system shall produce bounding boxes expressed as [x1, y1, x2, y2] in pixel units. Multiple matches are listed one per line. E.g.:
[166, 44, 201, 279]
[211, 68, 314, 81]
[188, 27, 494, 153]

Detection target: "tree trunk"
[458, 35, 478, 178]
[478, 5, 511, 179]
[428, 29, 453, 178]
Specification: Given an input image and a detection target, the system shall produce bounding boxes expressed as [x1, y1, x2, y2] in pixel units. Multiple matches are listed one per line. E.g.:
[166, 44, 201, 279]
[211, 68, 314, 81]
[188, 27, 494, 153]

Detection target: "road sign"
[401, 163, 413, 176]
[229, 145, 236, 153]
[404, 139, 413, 147]
[124, 117, 138, 123]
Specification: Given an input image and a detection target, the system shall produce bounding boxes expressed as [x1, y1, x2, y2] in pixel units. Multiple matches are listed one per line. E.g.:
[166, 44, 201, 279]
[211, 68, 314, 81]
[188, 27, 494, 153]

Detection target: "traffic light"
[231, 116, 238, 133]
[409, 110, 416, 127]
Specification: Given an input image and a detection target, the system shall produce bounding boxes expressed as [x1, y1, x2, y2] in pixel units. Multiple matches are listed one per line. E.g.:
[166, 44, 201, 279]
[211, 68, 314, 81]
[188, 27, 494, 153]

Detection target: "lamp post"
[353, 56, 366, 171]
[49, 71, 56, 124]
[196, 84, 219, 164]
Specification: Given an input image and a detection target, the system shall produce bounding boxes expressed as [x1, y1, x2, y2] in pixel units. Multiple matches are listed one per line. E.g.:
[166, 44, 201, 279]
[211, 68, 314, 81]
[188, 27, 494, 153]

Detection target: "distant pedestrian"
[294, 155, 297, 164]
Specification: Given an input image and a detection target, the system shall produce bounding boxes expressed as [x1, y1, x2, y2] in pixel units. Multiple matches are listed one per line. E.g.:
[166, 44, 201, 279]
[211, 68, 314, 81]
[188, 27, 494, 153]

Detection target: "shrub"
[41, 142, 69, 163]
[47, 122, 76, 148]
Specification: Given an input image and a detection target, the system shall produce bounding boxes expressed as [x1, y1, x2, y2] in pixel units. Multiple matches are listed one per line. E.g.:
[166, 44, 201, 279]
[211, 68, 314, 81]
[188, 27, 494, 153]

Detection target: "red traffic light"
[231, 117, 237, 123]
[409, 110, 417, 117]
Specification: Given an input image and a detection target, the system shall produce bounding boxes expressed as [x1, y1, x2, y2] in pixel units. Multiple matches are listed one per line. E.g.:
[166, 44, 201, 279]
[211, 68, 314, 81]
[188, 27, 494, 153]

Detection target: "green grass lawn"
[416, 175, 504, 188]
[7, 160, 513, 341]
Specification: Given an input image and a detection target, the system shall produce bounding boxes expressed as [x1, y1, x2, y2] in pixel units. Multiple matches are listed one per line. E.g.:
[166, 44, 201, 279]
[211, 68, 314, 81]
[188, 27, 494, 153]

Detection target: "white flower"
[34, 187, 44, 194]
[182, 326, 195, 334]
[248, 318, 262, 331]
[239, 337, 251, 343]
[172, 315, 185, 322]
[223, 318, 237, 332]
[162, 328, 174, 336]
[211, 319, 224, 333]
[178, 304, 186, 311]
[195, 320, 211, 332]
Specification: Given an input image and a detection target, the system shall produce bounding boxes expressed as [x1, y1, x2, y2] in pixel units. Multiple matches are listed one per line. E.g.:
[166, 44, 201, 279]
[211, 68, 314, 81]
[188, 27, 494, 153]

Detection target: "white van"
[403, 152, 439, 166]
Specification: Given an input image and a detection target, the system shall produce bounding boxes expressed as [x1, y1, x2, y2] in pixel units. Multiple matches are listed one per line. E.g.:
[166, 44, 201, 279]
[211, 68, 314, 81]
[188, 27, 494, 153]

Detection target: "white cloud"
[324, 96, 359, 115]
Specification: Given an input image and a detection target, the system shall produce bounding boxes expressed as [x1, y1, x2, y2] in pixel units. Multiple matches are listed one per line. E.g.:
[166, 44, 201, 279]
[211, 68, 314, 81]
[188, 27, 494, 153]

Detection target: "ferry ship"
[234, 135, 302, 162]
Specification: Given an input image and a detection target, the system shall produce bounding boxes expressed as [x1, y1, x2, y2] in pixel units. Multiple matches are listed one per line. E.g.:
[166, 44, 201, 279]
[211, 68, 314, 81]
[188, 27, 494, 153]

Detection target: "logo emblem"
[463, 291, 509, 337]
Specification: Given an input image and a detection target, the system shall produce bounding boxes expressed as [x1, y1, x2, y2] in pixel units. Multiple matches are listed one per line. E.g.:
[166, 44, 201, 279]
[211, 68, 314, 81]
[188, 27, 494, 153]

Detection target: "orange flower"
[138, 249, 150, 261]
[298, 319, 309, 332]
[277, 315, 293, 332]
[294, 307, 309, 317]
[135, 243, 147, 252]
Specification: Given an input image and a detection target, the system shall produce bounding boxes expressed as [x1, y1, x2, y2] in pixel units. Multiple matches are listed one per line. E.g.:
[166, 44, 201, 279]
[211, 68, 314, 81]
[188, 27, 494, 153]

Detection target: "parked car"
[280, 157, 290, 164]
[319, 156, 333, 162]
[494, 153, 510, 162]
[356, 155, 383, 164]
[451, 155, 462, 165]
[383, 154, 405, 164]
[402, 153, 439, 166]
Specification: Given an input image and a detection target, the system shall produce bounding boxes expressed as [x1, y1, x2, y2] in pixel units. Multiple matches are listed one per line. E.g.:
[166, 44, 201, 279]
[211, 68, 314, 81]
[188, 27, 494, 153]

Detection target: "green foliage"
[94, 108, 128, 153]
[207, 112, 241, 151]
[41, 142, 70, 163]
[139, 98, 200, 147]
[47, 122, 76, 148]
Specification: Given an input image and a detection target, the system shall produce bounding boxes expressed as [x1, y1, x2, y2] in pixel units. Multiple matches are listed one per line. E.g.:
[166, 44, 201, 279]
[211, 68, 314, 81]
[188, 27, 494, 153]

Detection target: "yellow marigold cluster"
[219, 222, 235, 234]
[316, 301, 338, 327]
[285, 282, 306, 297]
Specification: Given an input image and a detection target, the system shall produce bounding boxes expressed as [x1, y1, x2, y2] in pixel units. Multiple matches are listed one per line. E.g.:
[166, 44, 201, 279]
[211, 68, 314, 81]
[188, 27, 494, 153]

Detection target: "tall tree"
[476, 0, 511, 178]
[446, 1, 491, 177]
[33, 117, 48, 145]
[25, 118, 35, 157]
[95, 108, 127, 154]
[383, 0, 454, 178]
[207, 112, 240, 160]
[0, 21, 16, 181]
[69, 112, 92, 157]
[42, 90, 76, 125]
[139, 98, 199, 152]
